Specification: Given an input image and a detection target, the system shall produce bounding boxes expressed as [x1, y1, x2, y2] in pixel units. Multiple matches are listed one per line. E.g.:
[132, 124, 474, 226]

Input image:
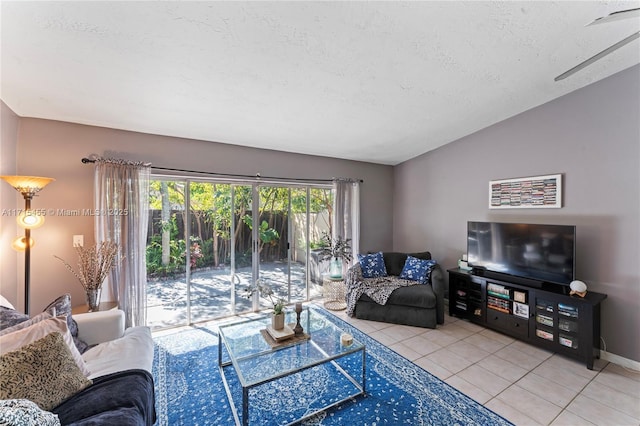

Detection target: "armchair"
[346, 251, 445, 328]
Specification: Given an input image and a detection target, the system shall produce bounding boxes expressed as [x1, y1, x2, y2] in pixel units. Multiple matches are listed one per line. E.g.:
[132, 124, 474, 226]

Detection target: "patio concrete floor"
[146, 261, 326, 329]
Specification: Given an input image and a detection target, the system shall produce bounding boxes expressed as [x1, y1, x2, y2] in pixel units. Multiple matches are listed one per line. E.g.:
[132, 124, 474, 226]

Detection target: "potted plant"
[243, 280, 286, 330]
[54, 241, 119, 311]
[318, 232, 353, 279]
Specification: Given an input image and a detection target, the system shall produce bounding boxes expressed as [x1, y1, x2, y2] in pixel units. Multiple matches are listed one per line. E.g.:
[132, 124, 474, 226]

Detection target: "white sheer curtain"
[94, 158, 150, 327]
[332, 178, 360, 271]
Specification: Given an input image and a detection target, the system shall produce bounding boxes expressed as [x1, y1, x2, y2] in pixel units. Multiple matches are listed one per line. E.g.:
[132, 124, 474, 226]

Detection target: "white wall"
[393, 65, 640, 362]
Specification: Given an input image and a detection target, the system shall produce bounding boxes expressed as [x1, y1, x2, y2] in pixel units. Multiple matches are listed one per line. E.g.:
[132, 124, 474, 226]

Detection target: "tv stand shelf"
[448, 268, 607, 369]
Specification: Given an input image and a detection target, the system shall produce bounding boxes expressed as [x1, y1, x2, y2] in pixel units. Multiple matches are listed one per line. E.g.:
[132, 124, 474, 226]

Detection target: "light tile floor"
[320, 302, 640, 426]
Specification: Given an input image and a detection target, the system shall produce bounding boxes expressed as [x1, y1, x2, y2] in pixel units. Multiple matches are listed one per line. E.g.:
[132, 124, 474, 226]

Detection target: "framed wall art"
[489, 174, 562, 209]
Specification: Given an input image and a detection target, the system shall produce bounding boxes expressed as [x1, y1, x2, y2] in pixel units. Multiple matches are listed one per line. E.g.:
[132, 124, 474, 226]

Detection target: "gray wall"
[13, 119, 394, 313]
[0, 101, 19, 306]
[393, 65, 640, 362]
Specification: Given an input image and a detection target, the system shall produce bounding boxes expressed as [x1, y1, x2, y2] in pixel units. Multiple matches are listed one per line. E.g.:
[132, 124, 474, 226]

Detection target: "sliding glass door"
[145, 179, 189, 328]
[187, 183, 254, 322]
[145, 178, 332, 329]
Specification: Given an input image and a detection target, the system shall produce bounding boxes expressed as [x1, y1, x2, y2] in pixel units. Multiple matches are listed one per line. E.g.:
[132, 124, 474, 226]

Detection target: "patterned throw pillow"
[0, 316, 91, 377]
[358, 252, 388, 278]
[43, 294, 89, 354]
[0, 399, 60, 426]
[0, 312, 53, 336]
[0, 306, 29, 331]
[400, 256, 437, 284]
[0, 331, 92, 411]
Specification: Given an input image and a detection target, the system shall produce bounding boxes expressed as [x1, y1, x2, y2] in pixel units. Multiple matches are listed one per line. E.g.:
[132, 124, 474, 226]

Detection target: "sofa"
[0, 295, 155, 426]
[346, 251, 445, 328]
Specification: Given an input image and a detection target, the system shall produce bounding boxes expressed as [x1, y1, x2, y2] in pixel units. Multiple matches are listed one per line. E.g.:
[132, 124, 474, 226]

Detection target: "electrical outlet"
[73, 235, 84, 247]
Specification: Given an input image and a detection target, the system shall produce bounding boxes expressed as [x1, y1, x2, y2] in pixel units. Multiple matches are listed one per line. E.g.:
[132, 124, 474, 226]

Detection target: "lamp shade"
[11, 236, 35, 251]
[0, 175, 54, 196]
[17, 211, 45, 229]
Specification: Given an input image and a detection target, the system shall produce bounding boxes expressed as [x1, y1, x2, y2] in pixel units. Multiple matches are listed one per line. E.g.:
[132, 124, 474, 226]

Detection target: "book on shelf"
[513, 302, 529, 318]
[559, 334, 577, 349]
[536, 299, 554, 312]
[488, 296, 510, 310]
[558, 303, 578, 318]
[487, 301, 510, 314]
[513, 290, 527, 303]
[536, 329, 554, 341]
[536, 313, 554, 327]
[487, 283, 510, 299]
[559, 318, 578, 333]
[488, 306, 510, 314]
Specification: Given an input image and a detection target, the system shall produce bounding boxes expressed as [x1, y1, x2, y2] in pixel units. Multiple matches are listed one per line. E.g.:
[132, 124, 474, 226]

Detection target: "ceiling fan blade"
[554, 31, 640, 81]
[588, 7, 640, 26]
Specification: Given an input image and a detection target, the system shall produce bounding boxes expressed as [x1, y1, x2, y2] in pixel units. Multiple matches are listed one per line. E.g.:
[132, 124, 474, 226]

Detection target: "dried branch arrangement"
[55, 241, 119, 291]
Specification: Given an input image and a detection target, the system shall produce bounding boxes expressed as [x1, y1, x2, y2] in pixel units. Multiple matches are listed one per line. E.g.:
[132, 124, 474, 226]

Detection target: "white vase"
[272, 312, 285, 330]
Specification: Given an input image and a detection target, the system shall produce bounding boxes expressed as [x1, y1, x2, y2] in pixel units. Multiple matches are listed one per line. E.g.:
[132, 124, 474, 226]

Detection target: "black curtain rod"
[81, 158, 363, 183]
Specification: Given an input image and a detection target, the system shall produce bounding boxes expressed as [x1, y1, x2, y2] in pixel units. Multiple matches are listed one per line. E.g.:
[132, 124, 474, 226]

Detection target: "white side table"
[323, 276, 347, 311]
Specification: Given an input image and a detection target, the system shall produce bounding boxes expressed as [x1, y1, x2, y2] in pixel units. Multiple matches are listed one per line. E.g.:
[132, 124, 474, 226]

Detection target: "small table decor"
[264, 324, 295, 342]
[293, 302, 304, 335]
[259, 325, 310, 349]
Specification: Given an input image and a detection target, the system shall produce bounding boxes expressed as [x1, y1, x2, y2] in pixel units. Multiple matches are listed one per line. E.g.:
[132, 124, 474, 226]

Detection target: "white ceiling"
[2, 1, 639, 165]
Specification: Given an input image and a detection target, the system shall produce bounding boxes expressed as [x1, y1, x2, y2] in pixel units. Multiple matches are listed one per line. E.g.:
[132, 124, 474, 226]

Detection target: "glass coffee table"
[218, 308, 366, 425]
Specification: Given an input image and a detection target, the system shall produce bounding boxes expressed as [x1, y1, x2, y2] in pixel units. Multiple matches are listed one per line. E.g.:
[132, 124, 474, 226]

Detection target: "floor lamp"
[1, 175, 54, 315]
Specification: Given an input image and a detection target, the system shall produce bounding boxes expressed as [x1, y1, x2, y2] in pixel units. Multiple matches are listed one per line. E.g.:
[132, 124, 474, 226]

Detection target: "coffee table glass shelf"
[218, 308, 366, 425]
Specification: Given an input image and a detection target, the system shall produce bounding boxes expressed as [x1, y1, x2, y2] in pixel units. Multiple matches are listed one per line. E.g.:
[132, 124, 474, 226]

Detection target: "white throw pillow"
[82, 326, 154, 379]
[0, 316, 91, 377]
[0, 295, 15, 310]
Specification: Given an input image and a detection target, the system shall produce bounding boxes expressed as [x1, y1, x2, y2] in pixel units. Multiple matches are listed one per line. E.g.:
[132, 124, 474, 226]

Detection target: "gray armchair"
[346, 251, 445, 328]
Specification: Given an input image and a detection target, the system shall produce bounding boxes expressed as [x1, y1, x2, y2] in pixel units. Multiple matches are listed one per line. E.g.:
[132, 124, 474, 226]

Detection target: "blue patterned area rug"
[152, 306, 513, 425]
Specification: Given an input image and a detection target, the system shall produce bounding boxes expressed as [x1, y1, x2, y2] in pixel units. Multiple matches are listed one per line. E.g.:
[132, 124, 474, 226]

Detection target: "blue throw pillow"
[400, 256, 437, 284]
[358, 252, 388, 278]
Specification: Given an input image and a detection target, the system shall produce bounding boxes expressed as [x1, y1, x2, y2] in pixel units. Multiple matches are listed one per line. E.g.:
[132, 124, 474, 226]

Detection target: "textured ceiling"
[2, 1, 639, 165]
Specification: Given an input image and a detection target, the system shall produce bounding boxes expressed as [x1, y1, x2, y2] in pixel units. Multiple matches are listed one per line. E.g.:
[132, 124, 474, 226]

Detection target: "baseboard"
[601, 350, 640, 371]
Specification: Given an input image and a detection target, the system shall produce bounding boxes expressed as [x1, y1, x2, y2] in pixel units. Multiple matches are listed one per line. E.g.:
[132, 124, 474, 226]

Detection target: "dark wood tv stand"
[448, 268, 607, 369]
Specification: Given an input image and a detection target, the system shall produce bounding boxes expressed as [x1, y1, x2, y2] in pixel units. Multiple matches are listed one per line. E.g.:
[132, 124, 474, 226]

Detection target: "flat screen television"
[467, 221, 576, 288]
